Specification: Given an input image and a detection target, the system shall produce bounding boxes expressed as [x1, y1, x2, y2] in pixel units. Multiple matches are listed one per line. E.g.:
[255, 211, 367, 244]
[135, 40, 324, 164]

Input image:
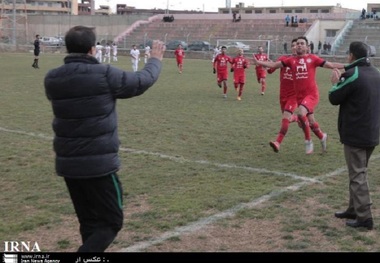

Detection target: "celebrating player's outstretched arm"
[252, 54, 282, 69]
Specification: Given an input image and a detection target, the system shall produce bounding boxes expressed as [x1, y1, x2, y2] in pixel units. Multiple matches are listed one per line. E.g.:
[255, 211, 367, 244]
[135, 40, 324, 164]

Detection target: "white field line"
[119, 180, 321, 252]
[0, 126, 317, 182]
[119, 147, 319, 183]
[0, 127, 54, 140]
[3, 126, 380, 252]
[122, 154, 380, 252]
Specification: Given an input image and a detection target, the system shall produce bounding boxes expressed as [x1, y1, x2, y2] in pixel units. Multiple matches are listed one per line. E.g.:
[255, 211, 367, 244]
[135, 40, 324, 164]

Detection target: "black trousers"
[64, 173, 124, 252]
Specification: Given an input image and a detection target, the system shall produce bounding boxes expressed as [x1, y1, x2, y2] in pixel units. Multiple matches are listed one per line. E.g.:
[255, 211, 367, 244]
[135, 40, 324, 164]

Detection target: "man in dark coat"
[329, 41, 380, 230]
[44, 26, 166, 251]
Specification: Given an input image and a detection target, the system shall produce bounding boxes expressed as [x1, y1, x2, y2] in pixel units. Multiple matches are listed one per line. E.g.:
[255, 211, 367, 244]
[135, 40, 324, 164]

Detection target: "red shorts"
[217, 71, 228, 82]
[255, 69, 266, 82]
[297, 95, 319, 114]
[280, 97, 298, 113]
[234, 75, 246, 84]
[176, 58, 183, 65]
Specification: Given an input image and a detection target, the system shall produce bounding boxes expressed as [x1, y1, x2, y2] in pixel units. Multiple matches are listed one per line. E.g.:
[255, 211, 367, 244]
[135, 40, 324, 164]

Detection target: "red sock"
[261, 81, 266, 93]
[298, 115, 311, 140]
[276, 118, 290, 143]
[239, 84, 244, 97]
[310, 122, 324, 140]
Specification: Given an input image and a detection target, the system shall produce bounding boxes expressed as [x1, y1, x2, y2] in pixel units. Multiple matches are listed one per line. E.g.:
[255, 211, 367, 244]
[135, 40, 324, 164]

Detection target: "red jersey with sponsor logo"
[267, 55, 296, 100]
[174, 48, 185, 61]
[232, 55, 249, 76]
[232, 55, 249, 84]
[254, 53, 269, 72]
[214, 53, 232, 72]
[282, 54, 325, 99]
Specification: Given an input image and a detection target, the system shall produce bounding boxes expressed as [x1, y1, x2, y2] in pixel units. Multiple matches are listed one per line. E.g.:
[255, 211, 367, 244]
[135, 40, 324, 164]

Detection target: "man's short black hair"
[65, 26, 96, 54]
[297, 36, 308, 45]
[221, 46, 227, 49]
[349, 41, 369, 59]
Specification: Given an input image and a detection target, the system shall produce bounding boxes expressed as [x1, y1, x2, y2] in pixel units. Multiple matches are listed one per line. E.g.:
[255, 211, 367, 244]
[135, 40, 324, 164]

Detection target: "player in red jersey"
[252, 36, 345, 154]
[213, 46, 233, 98]
[174, 44, 185, 74]
[267, 39, 298, 152]
[253, 46, 269, 95]
[231, 48, 249, 101]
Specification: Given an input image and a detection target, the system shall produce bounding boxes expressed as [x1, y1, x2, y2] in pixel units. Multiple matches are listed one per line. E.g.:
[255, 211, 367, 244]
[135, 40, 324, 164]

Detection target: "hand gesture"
[150, 40, 166, 61]
[330, 68, 342, 84]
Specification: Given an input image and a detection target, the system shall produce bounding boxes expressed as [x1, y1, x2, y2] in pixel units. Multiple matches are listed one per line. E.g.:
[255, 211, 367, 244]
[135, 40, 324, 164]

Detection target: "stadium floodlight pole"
[12, 0, 16, 46]
[166, 0, 169, 14]
[226, 0, 232, 14]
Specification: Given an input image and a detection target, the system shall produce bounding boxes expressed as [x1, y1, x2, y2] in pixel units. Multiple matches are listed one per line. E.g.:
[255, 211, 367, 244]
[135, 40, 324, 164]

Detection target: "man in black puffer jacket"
[329, 41, 380, 231]
[44, 26, 165, 252]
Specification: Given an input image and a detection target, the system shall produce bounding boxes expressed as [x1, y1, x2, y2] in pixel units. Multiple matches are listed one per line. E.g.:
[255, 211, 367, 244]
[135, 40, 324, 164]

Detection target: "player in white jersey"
[212, 46, 221, 63]
[144, 45, 151, 63]
[130, 45, 140, 72]
[103, 43, 111, 64]
[95, 42, 103, 63]
[112, 42, 118, 62]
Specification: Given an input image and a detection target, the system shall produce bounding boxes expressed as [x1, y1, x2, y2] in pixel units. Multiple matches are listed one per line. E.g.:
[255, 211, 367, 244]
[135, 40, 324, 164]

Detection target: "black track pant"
[64, 173, 124, 252]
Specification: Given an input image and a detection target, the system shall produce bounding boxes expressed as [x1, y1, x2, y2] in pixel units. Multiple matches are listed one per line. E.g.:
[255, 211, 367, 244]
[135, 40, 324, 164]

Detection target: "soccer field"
[0, 53, 379, 252]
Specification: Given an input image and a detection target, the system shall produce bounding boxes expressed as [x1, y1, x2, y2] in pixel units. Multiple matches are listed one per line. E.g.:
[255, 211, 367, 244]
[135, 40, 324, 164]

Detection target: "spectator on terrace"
[163, 15, 174, 22]
[285, 15, 290, 27]
[361, 8, 366, 19]
[309, 41, 314, 54]
[323, 42, 328, 52]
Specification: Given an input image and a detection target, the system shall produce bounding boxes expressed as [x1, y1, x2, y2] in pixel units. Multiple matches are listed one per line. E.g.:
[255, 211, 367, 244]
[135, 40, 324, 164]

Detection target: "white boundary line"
[0, 126, 317, 182]
[2, 126, 380, 252]
[119, 147, 320, 183]
[122, 156, 380, 252]
[119, 180, 327, 252]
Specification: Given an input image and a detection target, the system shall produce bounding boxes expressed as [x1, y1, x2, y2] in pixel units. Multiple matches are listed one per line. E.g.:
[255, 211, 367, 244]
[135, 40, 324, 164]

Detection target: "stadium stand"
[334, 19, 380, 56]
[119, 14, 314, 57]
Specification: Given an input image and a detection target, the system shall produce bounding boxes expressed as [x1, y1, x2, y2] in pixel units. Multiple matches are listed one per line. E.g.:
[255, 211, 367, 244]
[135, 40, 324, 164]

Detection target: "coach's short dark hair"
[349, 41, 369, 59]
[65, 26, 96, 54]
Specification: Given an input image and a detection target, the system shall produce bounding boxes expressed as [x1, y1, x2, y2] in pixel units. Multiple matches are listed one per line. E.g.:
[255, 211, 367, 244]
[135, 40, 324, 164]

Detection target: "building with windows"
[0, 0, 110, 15]
[1, 1, 368, 16]
[218, 3, 359, 15]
